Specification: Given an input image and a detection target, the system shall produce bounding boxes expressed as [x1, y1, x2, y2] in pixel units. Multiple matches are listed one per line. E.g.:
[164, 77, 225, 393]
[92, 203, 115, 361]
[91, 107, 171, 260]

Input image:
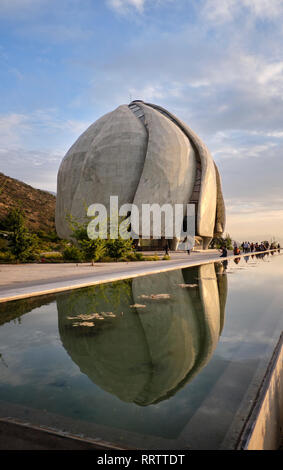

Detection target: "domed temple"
[56, 100, 225, 250]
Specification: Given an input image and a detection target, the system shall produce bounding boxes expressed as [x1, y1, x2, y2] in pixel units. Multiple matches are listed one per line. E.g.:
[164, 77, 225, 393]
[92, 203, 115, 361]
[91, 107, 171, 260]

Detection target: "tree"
[106, 236, 133, 261]
[66, 214, 106, 264]
[3, 206, 25, 232]
[66, 214, 89, 243]
[66, 213, 134, 263]
[224, 233, 233, 250]
[5, 207, 38, 262]
[80, 238, 107, 264]
[210, 233, 233, 250]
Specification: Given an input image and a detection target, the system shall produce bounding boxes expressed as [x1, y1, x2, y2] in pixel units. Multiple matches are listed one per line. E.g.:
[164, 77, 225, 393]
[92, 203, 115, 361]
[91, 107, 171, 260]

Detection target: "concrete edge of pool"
[0, 250, 278, 304]
[0, 417, 131, 450]
[237, 333, 283, 451]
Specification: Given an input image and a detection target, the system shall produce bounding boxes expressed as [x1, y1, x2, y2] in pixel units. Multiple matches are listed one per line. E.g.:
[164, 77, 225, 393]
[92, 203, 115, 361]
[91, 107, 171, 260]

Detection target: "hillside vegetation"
[0, 172, 56, 233]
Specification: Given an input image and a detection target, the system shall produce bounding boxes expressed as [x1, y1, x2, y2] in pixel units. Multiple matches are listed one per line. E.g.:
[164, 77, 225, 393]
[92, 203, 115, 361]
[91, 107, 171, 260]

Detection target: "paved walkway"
[0, 250, 270, 303]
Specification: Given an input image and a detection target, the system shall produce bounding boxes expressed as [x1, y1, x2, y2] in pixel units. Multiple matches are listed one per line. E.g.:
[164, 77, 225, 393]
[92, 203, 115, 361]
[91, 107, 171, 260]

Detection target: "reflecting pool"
[0, 252, 282, 449]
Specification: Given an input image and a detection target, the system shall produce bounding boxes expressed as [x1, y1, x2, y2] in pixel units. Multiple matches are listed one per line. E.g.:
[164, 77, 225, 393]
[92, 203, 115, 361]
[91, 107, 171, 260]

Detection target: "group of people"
[237, 241, 280, 254]
[219, 240, 281, 258]
[162, 239, 281, 258]
[238, 241, 265, 254]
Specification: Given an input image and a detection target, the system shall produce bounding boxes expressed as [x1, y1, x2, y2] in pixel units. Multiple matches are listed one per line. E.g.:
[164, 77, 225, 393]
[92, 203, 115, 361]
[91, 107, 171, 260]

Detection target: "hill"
[0, 172, 56, 233]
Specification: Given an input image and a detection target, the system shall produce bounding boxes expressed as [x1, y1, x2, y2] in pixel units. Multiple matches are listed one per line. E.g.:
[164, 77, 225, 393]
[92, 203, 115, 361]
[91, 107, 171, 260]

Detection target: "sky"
[0, 0, 283, 243]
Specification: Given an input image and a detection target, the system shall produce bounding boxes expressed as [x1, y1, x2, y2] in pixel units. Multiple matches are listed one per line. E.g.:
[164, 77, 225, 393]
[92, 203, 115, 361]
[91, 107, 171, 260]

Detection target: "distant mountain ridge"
[0, 172, 56, 233]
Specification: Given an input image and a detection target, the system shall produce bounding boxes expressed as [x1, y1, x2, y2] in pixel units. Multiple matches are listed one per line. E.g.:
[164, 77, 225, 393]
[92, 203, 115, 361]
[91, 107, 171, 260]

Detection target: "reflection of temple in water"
[57, 263, 227, 406]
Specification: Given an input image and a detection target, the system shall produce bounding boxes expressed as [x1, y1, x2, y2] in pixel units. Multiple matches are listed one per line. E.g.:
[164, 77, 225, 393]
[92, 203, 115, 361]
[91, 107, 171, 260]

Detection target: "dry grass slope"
[0, 172, 56, 233]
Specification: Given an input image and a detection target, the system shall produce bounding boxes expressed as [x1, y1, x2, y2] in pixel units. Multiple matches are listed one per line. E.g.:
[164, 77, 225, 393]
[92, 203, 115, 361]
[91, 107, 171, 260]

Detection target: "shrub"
[98, 256, 113, 263]
[27, 252, 41, 262]
[97, 252, 145, 262]
[79, 238, 106, 263]
[124, 252, 144, 261]
[40, 252, 63, 260]
[63, 246, 83, 262]
[106, 237, 133, 260]
[66, 214, 107, 263]
[162, 255, 171, 260]
[144, 255, 160, 261]
[0, 251, 16, 262]
[0, 238, 9, 251]
[66, 213, 135, 263]
[37, 231, 60, 242]
[134, 252, 144, 261]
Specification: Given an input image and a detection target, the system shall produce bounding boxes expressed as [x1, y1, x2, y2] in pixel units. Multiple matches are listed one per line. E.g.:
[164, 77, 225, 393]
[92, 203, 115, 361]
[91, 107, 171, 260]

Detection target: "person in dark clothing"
[164, 241, 169, 256]
[220, 246, 228, 257]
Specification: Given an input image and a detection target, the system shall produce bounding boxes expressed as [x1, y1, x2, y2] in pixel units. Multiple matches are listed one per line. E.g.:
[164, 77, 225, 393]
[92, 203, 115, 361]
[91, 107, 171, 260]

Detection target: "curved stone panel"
[132, 103, 196, 237]
[56, 105, 147, 238]
[141, 102, 217, 238]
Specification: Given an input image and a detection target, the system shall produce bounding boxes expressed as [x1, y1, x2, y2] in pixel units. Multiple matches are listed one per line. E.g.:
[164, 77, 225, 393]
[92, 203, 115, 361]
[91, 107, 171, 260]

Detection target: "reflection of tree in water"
[0, 294, 56, 327]
[57, 279, 132, 331]
[57, 264, 227, 406]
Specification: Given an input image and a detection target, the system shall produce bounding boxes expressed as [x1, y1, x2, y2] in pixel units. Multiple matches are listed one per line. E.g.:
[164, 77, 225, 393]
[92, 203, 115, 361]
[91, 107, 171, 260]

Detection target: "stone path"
[0, 250, 272, 303]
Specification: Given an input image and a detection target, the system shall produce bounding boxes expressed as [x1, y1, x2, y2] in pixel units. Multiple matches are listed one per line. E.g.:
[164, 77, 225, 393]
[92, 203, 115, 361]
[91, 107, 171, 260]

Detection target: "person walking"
[164, 241, 169, 256]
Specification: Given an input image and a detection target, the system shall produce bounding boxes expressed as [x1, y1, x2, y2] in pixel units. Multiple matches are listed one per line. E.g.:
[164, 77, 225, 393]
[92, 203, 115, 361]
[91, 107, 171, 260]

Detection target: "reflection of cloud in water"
[57, 263, 227, 406]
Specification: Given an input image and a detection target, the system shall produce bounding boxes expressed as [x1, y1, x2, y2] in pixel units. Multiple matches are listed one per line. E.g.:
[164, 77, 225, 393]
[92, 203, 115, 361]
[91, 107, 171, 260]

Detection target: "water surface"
[0, 252, 282, 449]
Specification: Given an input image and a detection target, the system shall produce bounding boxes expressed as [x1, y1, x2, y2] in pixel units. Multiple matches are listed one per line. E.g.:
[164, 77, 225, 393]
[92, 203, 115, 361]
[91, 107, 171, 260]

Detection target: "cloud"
[0, 109, 91, 191]
[201, 0, 283, 23]
[0, 147, 63, 192]
[106, 0, 172, 14]
[85, 25, 283, 137]
[0, 109, 90, 149]
[106, 0, 283, 21]
[241, 0, 283, 19]
[0, 113, 31, 147]
[215, 137, 283, 242]
[106, 0, 146, 13]
[201, 0, 238, 23]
